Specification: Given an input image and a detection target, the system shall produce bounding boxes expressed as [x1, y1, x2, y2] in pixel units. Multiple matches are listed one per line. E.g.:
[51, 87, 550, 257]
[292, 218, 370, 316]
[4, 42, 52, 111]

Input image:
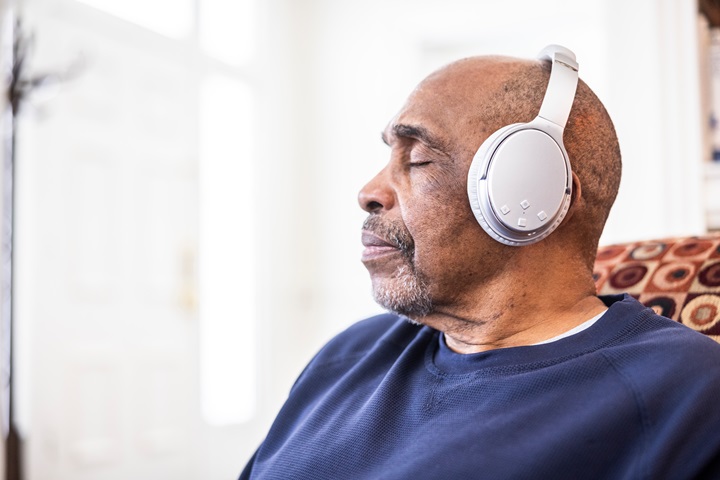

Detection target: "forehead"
[386, 57, 519, 152]
[384, 89, 468, 155]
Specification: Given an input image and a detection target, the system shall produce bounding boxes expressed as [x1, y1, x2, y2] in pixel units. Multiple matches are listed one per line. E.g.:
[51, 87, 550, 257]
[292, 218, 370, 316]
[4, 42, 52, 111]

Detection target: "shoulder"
[599, 294, 720, 389]
[289, 313, 428, 393]
[597, 295, 720, 476]
[605, 294, 720, 355]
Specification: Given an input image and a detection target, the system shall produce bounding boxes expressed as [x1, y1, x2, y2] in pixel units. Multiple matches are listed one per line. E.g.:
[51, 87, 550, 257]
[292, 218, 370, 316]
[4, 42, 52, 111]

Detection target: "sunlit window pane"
[74, 0, 193, 39]
[198, 75, 256, 425]
[199, 0, 256, 65]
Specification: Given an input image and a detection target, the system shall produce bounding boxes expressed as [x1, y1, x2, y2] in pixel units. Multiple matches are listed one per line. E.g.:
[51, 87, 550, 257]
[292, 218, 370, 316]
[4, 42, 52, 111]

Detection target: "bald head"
[410, 54, 622, 263]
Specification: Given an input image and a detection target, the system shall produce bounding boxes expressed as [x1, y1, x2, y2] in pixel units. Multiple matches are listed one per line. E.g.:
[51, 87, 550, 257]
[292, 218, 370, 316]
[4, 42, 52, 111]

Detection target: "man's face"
[358, 67, 510, 320]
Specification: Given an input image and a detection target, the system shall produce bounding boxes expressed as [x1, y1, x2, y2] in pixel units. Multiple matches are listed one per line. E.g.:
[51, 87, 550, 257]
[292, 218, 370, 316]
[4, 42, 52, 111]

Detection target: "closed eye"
[409, 145, 435, 167]
[408, 160, 432, 167]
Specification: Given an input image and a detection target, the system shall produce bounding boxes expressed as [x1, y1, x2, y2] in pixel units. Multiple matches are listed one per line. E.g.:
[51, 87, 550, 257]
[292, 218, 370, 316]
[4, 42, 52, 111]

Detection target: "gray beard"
[372, 264, 433, 321]
[363, 215, 434, 321]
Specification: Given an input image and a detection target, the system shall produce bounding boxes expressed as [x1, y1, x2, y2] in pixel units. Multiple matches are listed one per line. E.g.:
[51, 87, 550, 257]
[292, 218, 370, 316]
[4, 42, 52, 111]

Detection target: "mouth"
[361, 231, 401, 261]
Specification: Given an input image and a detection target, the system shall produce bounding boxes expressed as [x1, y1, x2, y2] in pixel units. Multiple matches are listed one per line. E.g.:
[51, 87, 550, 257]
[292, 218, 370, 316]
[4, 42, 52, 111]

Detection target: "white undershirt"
[532, 310, 608, 346]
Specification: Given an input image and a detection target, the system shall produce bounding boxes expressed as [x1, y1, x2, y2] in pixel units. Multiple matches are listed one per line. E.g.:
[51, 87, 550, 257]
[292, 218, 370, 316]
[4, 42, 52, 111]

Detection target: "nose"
[358, 166, 395, 213]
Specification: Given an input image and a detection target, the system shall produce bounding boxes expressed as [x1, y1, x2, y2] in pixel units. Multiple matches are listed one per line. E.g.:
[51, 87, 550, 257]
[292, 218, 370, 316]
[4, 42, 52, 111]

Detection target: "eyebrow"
[381, 123, 449, 153]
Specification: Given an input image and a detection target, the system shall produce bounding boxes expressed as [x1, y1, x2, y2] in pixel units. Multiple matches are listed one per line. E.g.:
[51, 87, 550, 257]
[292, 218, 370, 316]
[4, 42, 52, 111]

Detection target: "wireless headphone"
[466, 45, 579, 246]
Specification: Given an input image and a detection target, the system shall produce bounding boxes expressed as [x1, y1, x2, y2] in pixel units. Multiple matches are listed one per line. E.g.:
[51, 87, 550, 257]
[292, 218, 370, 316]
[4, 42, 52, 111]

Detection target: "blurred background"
[0, 0, 717, 478]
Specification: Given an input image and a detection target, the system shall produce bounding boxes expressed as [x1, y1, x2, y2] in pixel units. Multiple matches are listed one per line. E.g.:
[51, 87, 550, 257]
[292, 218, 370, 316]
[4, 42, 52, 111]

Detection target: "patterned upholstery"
[594, 233, 720, 343]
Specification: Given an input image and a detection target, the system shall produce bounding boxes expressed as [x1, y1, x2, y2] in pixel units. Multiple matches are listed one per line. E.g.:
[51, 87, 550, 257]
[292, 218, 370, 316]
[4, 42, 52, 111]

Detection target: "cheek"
[404, 193, 479, 261]
[398, 163, 485, 261]
[405, 173, 475, 238]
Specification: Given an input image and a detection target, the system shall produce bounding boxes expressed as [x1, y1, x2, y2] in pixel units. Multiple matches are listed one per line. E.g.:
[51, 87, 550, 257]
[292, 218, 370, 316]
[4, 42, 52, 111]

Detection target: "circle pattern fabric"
[596, 245, 630, 263]
[644, 296, 677, 318]
[594, 235, 720, 343]
[629, 243, 667, 261]
[649, 262, 697, 291]
[609, 265, 648, 290]
[681, 294, 720, 335]
[699, 261, 720, 288]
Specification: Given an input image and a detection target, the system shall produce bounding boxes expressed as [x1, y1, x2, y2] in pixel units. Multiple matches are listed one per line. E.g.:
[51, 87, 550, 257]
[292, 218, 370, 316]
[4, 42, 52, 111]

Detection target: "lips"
[361, 231, 400, 261]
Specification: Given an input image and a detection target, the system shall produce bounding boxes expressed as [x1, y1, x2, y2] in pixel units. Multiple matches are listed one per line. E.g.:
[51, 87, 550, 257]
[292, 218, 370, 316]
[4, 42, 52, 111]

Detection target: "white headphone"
[466, 45, 579, 246]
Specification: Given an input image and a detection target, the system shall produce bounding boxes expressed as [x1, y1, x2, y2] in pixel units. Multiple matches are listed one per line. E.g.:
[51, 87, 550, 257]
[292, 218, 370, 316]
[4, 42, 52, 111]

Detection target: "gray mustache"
[362, 216, 415, 260]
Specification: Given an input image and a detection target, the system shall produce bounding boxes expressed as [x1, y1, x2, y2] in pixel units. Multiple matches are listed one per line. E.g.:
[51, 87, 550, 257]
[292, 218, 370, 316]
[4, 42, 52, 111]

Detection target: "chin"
[371, 265, 433, 318]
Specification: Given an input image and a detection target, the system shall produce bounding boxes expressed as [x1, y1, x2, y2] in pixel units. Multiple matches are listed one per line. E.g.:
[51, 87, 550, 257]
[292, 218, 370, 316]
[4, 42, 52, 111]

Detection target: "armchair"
[594, 234, 720, 343]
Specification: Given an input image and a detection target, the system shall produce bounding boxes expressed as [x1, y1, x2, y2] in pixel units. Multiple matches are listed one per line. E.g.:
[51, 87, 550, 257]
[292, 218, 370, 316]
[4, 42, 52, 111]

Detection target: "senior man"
[240, 46, 720, 479]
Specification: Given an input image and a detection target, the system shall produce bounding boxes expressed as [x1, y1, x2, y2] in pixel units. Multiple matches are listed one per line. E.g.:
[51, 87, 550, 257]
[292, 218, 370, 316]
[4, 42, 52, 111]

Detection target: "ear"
[562, 172, 583, 223]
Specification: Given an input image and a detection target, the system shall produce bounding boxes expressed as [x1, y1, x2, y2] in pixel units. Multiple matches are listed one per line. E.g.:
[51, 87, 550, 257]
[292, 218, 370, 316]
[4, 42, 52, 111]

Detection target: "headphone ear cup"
[467, 124, 521, 243]
[467, 122, 572, 246]
[467, 44, 578, 247]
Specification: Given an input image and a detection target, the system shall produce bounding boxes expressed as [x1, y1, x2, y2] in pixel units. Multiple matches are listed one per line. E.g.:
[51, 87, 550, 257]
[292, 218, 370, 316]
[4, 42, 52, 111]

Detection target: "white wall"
[603, 0, 705, 242]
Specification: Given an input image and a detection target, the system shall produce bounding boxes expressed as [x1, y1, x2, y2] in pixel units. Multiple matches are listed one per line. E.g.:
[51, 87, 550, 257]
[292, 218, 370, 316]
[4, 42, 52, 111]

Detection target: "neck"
[419, 259, 605, 354]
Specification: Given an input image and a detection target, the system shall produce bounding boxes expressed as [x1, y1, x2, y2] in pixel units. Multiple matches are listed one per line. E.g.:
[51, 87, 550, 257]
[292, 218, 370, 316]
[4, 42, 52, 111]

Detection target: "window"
[198, 75, 256, 424]
[73, 0, 258, 425]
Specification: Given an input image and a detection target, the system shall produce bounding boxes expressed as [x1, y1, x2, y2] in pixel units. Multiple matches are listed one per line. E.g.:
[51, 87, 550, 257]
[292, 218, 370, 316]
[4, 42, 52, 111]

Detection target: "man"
[240, 47, 720, 479]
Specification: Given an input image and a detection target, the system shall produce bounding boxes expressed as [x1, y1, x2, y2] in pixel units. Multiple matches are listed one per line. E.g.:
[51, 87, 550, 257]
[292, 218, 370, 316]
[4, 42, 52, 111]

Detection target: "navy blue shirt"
[240, 295, 720, 479]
